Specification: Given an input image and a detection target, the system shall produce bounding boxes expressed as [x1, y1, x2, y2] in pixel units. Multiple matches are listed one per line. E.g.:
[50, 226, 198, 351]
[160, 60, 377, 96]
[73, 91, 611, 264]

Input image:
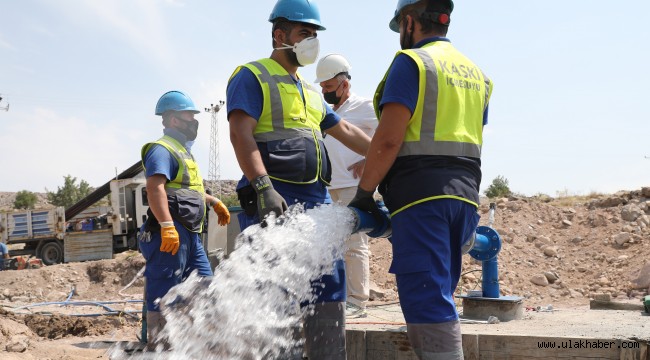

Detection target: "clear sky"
[1, 0, 649, 197]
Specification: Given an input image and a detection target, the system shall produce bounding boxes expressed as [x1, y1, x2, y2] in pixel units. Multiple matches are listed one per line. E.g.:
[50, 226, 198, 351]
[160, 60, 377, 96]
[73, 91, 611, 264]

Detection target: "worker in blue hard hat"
[348, 0, 493, 359]
[139, 90, 231, 351]
[226, 0, 372, 358]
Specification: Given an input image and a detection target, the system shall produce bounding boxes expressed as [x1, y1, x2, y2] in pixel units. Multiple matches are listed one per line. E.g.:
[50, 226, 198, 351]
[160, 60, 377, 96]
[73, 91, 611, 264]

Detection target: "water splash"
[131, 203, 355, 359]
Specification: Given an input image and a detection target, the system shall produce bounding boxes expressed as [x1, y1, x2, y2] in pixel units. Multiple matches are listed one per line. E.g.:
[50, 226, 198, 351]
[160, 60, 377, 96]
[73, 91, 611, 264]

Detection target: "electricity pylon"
[205, 101, 225, 197]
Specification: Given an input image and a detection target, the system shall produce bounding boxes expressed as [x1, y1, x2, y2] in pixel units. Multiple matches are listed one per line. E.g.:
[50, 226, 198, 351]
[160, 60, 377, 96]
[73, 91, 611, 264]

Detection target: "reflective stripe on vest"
[142, 135, 205, 193]
[243, 59, 325, 142]
[230, 58, 331, 184]
[374, 41, 493, 159]
[141, 135, 206, 232]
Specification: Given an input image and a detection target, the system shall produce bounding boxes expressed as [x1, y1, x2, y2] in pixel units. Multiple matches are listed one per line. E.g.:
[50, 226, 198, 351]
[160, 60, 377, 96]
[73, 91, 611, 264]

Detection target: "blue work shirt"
[227, 66, 340, 204]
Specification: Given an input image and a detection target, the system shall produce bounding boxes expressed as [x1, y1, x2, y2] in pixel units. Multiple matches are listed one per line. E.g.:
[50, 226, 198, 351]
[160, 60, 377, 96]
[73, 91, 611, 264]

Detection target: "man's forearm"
[357, 103, 410, 192]
[232, 136, 268, 181]
[358, 139, 401, 192]
[148, 191, 172, 223]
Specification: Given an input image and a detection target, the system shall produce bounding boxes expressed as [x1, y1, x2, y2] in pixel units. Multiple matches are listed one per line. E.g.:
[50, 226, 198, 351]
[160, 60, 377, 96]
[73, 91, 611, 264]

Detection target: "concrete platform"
[346, 303, 650, 359]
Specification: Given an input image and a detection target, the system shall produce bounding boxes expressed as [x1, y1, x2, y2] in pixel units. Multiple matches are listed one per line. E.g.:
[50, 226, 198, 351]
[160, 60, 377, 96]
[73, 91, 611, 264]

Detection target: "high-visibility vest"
[374, 41, 493, 159]
[374, 41, 492, 216]
[230, 58, 331, 185]
[141, 135, 206, 232]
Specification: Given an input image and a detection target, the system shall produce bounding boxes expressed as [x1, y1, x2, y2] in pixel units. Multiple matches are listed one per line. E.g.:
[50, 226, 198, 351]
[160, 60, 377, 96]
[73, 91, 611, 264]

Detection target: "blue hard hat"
[155, 90, 200, 116]
[389, 0, 454, 32]
[269, 0, 325, 31]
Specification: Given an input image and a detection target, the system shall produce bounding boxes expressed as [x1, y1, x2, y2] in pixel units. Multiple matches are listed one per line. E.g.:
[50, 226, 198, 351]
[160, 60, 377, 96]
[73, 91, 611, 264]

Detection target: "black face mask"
[323, 81, 343, 105]
[178, 119, 199, 141]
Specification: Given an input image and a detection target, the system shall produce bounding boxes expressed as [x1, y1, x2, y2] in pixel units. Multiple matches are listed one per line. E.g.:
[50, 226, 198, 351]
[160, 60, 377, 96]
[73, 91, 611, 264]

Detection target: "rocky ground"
[1, 186, 649, 359]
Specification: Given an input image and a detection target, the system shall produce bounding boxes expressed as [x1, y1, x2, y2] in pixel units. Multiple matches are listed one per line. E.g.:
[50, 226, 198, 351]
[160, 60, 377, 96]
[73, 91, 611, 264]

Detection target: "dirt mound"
[23, 314, 123, 339]
[367, 188, 650, 308]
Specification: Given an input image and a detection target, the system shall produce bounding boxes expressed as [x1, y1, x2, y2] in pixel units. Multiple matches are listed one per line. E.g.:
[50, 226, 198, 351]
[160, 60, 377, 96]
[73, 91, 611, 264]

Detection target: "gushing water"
[127, 203, 355, 359]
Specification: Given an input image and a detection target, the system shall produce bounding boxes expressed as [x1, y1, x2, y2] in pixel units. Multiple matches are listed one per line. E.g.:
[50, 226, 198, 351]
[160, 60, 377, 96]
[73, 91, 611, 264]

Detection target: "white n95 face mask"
[278, 37, 320, 66]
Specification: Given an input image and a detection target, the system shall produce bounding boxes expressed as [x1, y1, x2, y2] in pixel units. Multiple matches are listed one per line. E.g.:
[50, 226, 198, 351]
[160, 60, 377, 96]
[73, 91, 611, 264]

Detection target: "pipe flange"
[469, 226, 501, 261]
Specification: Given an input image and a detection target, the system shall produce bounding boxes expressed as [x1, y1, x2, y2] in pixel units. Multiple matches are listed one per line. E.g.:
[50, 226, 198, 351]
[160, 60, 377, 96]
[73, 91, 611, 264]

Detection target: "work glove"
[213, 200, 231, 226]
[252, 175, 288, 221]
[159, 221, 180, 255]
[348, 186, 387, 236]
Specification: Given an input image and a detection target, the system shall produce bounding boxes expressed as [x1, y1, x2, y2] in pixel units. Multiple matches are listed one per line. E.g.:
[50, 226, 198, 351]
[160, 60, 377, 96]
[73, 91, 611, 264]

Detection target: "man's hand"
[347, 159, 365, 179]
[160, 222, 180, 255]
[213, 200, 231, 226]
[253, 175, 288, 221]
[348, 186, 382, 220]
[348, 187, 392, 238]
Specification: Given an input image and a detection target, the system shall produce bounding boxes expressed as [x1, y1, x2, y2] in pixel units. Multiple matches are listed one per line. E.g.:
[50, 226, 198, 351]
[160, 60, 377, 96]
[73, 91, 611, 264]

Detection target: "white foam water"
[127, 203, 355, 359]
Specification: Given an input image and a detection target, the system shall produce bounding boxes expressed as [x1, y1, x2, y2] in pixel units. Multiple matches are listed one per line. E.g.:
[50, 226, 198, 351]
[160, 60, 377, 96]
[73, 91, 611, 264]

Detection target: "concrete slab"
[345, 303, 650, 359]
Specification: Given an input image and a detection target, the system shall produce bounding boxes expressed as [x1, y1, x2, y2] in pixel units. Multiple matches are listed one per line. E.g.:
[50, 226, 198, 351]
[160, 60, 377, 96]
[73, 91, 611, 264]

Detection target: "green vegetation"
[551, 189, 604, 207]
[484, 175, 512, 198]
[220, 193, 240, 208]
[14, 190, 38, 209]
[46, 175, 93, 209]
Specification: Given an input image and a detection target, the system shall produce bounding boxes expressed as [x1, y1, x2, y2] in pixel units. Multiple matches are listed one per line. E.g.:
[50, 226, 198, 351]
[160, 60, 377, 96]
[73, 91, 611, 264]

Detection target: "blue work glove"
[252, 175, 288, 221]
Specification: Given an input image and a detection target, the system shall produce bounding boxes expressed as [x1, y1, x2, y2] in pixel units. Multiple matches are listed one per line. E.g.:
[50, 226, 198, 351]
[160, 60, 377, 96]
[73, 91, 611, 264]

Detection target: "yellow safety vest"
[229, 58, 331, 185]
[141, 135, 206, 232]
[375, 41, 493, 159]
[374, 41, 493, 216]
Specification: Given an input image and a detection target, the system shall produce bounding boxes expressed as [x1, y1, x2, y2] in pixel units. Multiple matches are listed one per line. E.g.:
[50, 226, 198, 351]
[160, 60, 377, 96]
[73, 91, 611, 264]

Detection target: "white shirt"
[324, 93, 378, 189]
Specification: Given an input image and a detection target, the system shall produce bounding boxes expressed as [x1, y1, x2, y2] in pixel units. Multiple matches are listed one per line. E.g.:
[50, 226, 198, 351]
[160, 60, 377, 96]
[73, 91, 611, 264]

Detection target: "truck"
[0, 161, 238, 267]
[0, 162, 149, 265]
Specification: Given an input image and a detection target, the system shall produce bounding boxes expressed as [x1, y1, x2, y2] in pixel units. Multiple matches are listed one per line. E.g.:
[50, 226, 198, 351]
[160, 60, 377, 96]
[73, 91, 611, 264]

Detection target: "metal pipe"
[467, 204, 502, 298]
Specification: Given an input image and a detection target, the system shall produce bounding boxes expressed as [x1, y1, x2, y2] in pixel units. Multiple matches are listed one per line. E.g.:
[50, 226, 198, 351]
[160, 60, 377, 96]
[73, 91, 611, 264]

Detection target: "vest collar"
[413, 36, 450, 49]
[163, 128, 191, 150]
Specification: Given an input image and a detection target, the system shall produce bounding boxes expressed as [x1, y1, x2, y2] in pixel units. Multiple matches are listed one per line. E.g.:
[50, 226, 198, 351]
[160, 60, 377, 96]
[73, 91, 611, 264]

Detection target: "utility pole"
[0, 95, 9, 112]
[205, 101, 225, 197]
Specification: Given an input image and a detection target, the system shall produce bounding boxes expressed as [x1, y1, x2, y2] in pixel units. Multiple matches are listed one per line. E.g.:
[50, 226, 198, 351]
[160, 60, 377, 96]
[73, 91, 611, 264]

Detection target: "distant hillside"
[0, 180, 240, 212]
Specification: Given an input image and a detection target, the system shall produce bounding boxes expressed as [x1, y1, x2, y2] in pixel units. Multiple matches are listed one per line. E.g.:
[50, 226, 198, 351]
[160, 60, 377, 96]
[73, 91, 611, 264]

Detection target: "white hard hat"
[314, 53, 351, 83]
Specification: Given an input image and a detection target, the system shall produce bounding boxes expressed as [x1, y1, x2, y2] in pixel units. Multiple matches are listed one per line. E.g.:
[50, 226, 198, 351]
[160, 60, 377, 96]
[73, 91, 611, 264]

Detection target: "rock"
[530, 274, 549, 286]
[641, 187, 650, 197]
[631, 262, 650, 289]
[543, 246, 559, 257]
[369, 282, 386, 300]
[598, 277, 610, 286]
[612, 232, 631, 245]
[10, 296, 29, 303]
[621, 205, 643, 222]
[587, 213, 608, 227]
[5, 338, 29, 353]
[544, 271, 559, 284]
